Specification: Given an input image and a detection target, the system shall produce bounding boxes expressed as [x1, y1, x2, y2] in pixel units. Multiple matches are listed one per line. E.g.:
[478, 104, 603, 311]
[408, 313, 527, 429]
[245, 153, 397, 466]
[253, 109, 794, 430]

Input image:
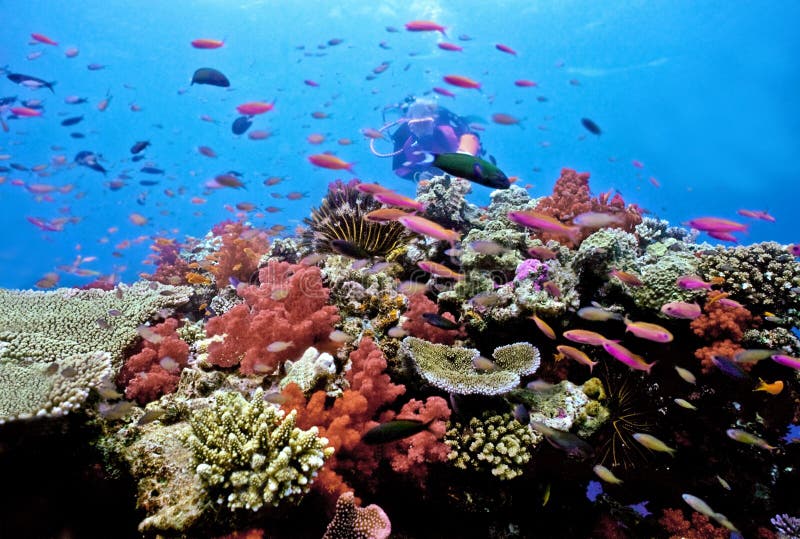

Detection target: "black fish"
[70, 132, 85, 139]
[130, 140, 150, 154]
[421, 312, 460, 330]
[362, 419, 435, 444]
[191, 67, 230, 87]
[60, 115, 83, 126]
[7, 73, 56, 93]
[140, 166, 164, 175]
[231, 115, 252, 135]
[74, 151, 107, 175]
[581, 118, 602, 135]
[131, 155, 145, 162]
[10, 163, 28, 171]
[330, 239, 370, 259]
[0, 96, 16, 106]
[140, 179, 160, 186]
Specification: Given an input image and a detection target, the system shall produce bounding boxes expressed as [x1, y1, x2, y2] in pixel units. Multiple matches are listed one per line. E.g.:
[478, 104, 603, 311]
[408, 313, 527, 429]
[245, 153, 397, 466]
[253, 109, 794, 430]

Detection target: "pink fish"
[507, 210, 580, 241]
[372, 190, 425, 212]
[438, 42, 463, 52]
[514, 79, 538, 87]
[707, 230, 739, 242]
[686, 217, 748, 233]
[443, 74, 481, 89]
[624, 318, 674, 343]
[236, 101, 275, 115]
[304, 79, 320, 87]
[397, 215, 460, 246]
[602, 341, 656, 373]
[496, 43, 517, 55]
[676, 275, 714, 290]
[31, 33, 58, 46]
[632, 159, 645, 169]
[355, 182, 391, 195]
[405, 20, 447, 35]
[562, 329, 609, 346]
[660, 301, 702, 319]
[10, 106, 42, 117]
[433, 87, 456, 98]
[771, 354, 800, 370]
[417, 260, 464, 280]
[737, 209, 775, 222]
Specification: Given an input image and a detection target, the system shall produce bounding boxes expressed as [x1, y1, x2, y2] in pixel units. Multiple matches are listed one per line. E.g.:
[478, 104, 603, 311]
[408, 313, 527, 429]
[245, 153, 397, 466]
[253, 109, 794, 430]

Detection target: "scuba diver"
[370, 96, 510, 189]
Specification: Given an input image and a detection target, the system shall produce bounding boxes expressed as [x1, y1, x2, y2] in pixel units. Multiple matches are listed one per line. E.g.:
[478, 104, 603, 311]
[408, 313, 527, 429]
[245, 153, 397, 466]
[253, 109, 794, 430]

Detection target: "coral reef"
[322, 491, 391, 539]
[206, 260, 340, 374]
[187, 388, 333, 511]
[401, 336, 540, 395]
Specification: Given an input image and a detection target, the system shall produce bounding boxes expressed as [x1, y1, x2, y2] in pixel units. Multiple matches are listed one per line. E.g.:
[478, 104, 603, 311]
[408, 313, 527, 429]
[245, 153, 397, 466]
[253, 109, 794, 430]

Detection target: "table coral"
[187, 388, 334, 512]
[206, 260, 340, 374]
[322, 491, 391, 539]
[400, 336, 539, 396]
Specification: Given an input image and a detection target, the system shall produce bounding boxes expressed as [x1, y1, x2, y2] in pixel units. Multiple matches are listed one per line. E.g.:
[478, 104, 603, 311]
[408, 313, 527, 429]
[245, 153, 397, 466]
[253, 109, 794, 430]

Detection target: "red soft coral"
[281, 338, 406, 509]
[206, 260, 340, 374]
[378, 397, 451, 488]
[532, 168, 642, 247]
[401, 293, 465, 344]
[659, 508, 728, 539]
[694, 339, 743, 375]
[118, 318, 189, 405]
[143, 237, 195, 286]
[690, 293, 756, 374]
[206, 220, 270, 287]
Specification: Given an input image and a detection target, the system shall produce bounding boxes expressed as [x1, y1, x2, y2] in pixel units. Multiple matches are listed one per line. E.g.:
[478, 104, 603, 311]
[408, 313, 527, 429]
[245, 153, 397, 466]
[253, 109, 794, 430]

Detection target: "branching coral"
[187, 388, 333, 512]
[206, 260, 340, 374]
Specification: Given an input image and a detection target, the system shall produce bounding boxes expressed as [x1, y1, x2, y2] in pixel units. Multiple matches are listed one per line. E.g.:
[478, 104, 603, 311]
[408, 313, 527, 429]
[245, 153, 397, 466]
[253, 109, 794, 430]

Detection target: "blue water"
[1, 1, 798, 289]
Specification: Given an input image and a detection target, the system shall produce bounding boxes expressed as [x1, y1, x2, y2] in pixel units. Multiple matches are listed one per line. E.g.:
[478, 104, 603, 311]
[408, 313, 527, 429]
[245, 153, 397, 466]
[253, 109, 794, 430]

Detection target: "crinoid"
[595, 363, 657, 470]
[300, 179, 409, 258]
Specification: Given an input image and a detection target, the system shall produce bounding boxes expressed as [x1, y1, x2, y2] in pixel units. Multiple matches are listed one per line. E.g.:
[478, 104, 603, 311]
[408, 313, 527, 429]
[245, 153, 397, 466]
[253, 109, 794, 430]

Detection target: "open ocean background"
[1, 0, 798, 290]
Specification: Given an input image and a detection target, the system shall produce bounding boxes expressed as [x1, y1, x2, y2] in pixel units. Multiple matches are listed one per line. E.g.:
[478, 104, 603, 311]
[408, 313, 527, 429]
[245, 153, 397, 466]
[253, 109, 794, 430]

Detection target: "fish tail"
[646, 360, 658, 375]
[46, 80, 56, 93]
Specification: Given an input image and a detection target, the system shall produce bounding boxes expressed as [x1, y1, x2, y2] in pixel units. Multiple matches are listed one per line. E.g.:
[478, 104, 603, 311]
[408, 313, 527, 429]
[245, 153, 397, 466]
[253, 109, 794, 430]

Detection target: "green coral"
[629, 246, 702, 311]
[445, 411, 534, 480]
[401, 337, 539, 396]
[0, 350, 111, 423]
[187, 388, 333, 511]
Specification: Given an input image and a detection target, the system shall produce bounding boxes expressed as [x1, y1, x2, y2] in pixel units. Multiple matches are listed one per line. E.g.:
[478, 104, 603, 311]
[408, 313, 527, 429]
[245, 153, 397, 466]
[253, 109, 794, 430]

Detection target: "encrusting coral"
[187, 388, 334, 512]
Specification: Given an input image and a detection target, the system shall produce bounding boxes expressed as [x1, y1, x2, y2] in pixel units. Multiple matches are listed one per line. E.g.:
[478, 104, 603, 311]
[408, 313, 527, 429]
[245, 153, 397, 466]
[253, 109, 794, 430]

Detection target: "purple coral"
[514, 258, 549, 289]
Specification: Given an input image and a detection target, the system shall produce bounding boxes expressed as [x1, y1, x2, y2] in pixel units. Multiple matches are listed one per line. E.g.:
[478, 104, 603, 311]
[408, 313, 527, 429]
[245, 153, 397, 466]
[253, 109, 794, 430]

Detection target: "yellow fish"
[754, 378, 783, 395]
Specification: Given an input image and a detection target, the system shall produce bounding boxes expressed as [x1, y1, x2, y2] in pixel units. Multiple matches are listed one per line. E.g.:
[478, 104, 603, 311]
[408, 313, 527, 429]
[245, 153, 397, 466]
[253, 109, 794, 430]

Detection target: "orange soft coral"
[206, 220, 270, 286]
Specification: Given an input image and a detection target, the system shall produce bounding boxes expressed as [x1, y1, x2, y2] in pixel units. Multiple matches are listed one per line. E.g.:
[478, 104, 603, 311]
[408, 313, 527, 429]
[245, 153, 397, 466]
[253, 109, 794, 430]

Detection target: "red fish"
[514, 79, 538, 87]
[438, 42, 462, 52]
[308, 153, 355, 173]
[443, 74, 481, 89]
[191, 38, 224, 49]
[736, 209, 775, 222]
[236, 101, 275, 115]
[496, 43, 517, 55]
[198, 145, 217, 158]
[405, 20, 447, 35]
[31, 33, 58, 46]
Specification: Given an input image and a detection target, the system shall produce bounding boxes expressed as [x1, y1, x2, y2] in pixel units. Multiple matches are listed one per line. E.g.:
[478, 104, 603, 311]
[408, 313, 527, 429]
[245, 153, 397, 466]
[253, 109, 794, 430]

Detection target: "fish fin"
[646, 360, 658, 375]
[46, 81, 57, 93]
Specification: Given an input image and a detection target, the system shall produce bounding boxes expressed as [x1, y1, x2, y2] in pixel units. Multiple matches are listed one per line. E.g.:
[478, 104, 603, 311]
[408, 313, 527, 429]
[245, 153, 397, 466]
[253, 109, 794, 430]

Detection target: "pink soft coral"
[401, 293, 465, 344]
[118, 318, 189, 405]
[532, 168, 642, 247]
[206, 220, 270, 287]
[206, 260, 340, 374]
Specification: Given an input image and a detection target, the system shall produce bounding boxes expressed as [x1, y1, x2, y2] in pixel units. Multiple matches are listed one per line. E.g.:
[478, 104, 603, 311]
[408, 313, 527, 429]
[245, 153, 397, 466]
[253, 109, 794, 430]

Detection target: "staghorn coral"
[445, 411, 534, 480]
[117, 317, 189, 405]
[300, 180, 410, 258]
[0, 350, 111, 423]
[187, 388, 333, 511]
[322, 491, 391, 539]
[697, 242, 800, 323]
[206, 260, 340, 374]
[400, 337, 540, 396]
[0, 281, 192, 367]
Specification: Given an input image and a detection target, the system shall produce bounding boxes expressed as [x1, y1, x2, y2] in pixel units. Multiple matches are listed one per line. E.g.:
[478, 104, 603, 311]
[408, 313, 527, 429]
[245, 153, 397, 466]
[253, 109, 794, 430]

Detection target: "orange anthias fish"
[236, 101, 275, 115]
[443, 74, 481, 89]
[754, 378, 783, 395]
[191, 38, 225, 49]
[417, 260, 464, 280]
[308, 153, 355, 173]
